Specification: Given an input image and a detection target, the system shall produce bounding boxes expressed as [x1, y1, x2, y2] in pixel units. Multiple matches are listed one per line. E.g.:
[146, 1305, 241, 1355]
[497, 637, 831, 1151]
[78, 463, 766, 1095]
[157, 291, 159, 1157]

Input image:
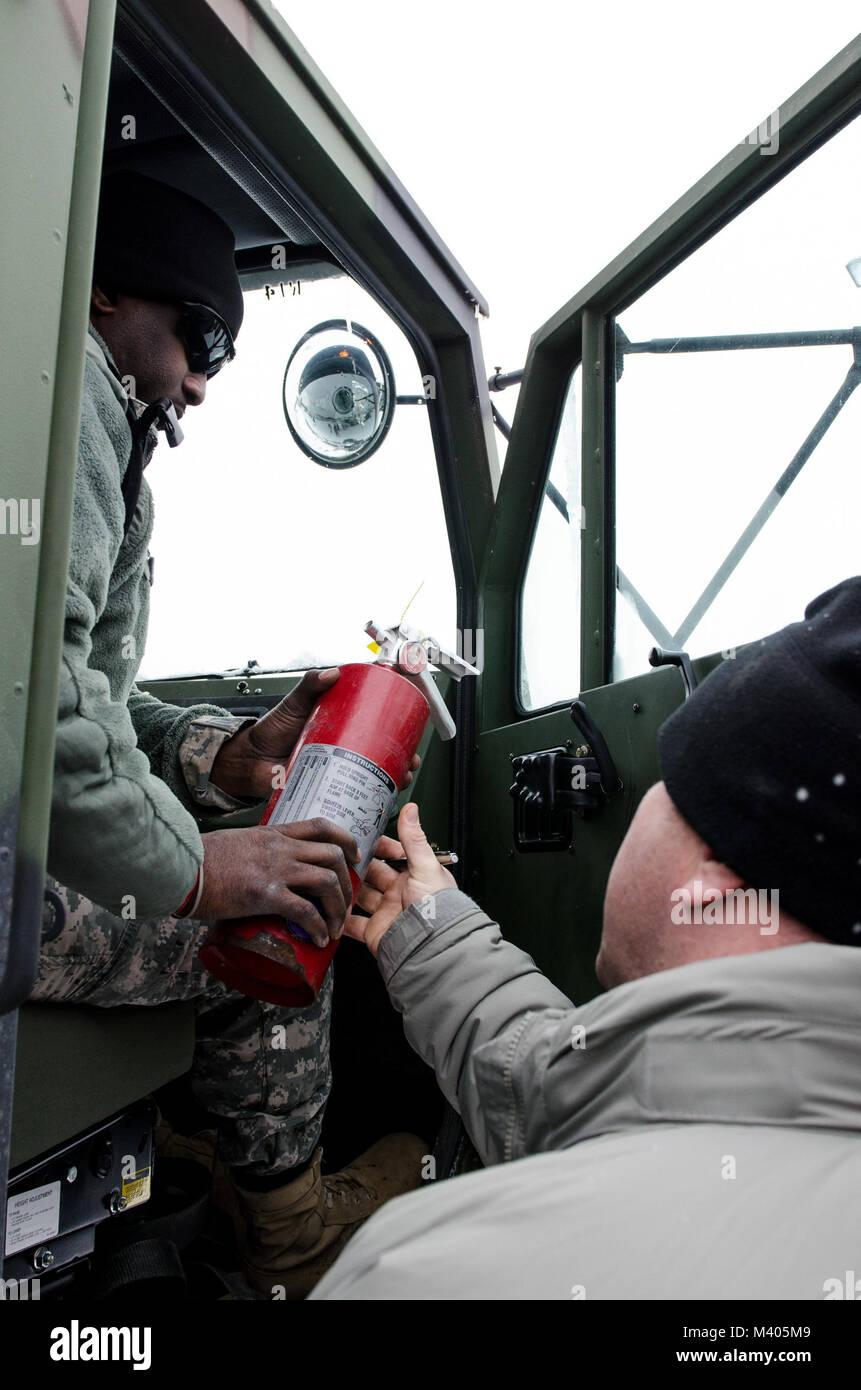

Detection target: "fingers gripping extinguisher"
[198, 620, 479, 1006]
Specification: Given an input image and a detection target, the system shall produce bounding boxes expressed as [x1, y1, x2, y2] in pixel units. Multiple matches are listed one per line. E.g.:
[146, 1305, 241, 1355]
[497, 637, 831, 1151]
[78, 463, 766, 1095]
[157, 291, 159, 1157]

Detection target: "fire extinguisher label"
[268, 744, 398, 876]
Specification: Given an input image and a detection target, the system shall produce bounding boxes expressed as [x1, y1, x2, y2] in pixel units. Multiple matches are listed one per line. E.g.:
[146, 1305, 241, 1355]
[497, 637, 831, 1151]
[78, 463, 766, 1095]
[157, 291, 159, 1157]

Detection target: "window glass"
[139, 278, 456, 677]
[614, 110, 861, 680]
[519, 367, 582, 709]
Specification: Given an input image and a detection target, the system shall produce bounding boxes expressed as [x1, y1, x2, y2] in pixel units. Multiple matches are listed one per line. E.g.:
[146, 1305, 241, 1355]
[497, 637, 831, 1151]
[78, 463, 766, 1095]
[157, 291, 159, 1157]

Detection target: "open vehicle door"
[472, 35, 861, 1008]
[1, 0, 498, 1292]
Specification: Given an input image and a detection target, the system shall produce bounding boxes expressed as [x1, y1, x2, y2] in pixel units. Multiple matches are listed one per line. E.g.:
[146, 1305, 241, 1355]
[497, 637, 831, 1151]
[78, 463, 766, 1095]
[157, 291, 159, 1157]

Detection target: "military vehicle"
[3, 1, 861, 1299]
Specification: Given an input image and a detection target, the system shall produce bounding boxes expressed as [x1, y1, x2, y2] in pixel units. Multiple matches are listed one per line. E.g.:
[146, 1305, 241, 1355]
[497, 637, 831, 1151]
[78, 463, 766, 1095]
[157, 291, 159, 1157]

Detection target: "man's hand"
[209, 667, 420, 801]
[345, 804, 455, 956]
[209, 669, 340, 801]
[197, 820, 360, 947]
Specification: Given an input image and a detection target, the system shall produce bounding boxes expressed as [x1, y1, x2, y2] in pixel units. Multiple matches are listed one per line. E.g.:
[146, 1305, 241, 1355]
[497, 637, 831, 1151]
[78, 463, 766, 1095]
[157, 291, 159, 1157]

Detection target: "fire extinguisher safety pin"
[364, 617, 479, 743]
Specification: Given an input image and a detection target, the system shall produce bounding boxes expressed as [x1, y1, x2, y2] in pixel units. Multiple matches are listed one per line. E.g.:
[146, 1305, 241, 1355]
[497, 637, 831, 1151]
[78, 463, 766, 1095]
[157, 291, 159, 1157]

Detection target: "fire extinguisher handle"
[411, 667, 456, 741]
[364, 617, 475, 742]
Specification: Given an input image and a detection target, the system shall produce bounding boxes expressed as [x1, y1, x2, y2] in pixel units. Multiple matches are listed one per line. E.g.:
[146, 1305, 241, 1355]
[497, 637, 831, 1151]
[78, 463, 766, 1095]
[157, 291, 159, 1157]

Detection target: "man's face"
[596, 781, 704, 989]
[90, 289, 208, 414]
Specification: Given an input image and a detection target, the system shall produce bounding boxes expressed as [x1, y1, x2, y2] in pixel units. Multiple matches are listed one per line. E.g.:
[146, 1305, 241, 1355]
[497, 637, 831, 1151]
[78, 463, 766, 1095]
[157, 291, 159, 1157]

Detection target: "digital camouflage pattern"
[38, 328, 334, 1179]
[179, 715, 260, 812]
[33, 880, 333, 1177]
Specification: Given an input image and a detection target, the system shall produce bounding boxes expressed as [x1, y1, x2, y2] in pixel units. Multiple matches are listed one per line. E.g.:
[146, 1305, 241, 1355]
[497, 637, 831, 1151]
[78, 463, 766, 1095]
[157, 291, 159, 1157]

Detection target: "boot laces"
[322, 1169, 380, 1209]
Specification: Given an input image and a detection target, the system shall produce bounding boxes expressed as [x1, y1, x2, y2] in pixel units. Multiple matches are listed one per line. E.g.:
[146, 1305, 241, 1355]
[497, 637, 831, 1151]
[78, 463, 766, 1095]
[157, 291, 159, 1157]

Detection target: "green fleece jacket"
[48, 328, 230, 917]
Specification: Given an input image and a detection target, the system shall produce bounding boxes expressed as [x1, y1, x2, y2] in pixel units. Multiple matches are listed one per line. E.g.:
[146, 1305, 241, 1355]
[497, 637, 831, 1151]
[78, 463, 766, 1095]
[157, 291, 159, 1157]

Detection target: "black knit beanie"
[93, 172, 244, 338]
[658, 577, 861, 946]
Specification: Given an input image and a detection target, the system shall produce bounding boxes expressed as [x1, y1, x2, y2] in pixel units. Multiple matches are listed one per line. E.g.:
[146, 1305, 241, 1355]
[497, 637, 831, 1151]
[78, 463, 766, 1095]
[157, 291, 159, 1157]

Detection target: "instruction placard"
[269, 744, 397, 876]
[5, 1180, 60, 1256]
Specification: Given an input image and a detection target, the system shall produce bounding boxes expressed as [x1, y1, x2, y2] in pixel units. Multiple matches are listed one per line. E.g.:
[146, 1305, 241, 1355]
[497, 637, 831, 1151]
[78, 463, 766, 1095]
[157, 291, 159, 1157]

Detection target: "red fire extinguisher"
[199, 618, 479, 1006]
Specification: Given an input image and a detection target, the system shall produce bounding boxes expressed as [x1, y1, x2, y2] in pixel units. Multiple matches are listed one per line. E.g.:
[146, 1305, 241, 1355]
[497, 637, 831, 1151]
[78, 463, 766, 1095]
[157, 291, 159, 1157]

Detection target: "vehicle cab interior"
[4, 1, 861, 1298]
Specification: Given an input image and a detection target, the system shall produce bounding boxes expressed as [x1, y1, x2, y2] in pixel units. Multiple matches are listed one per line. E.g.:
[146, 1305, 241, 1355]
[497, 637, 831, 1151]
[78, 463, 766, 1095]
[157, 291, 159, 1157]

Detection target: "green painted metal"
[119, 0, 499, 587]
[225, 0, 491, 316]
[11, 1003, 195, 1169]
[478, 34, 861, 734]
[470, 656, 721, 1005]
[472, 35, 861, 996]
[140, 675, 305, 703]
[477, 335, 573, 733]
[579, 310, 614, 693]
[5, 0, 117, 1005]
[1, 0, 116, 1216]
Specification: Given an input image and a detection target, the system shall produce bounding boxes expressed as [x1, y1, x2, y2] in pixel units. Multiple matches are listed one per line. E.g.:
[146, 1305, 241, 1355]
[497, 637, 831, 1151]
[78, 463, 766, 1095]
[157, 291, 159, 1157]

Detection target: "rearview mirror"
[282, 320, 396, 467]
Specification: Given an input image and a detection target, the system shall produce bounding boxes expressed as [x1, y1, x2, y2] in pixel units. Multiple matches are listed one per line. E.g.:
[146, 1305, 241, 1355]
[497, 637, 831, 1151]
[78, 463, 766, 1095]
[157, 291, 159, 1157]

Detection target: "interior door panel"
[469, 659, 720, 1005]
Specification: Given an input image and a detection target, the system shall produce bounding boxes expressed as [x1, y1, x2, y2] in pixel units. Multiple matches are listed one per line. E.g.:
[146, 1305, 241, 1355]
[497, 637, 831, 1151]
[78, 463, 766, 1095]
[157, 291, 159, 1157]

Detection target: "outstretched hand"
[346, 803, 456, 956]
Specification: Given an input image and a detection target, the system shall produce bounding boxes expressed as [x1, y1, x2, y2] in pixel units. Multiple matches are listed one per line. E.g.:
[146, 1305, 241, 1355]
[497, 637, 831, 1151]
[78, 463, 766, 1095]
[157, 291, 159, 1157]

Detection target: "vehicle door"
[1, 0, 498, 1261]
[471, 37, 861, 1003]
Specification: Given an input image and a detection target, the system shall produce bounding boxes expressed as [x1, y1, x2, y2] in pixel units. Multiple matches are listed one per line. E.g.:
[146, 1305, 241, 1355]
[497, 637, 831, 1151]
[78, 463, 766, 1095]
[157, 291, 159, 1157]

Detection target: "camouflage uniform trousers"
[31, 880, 333, 1179]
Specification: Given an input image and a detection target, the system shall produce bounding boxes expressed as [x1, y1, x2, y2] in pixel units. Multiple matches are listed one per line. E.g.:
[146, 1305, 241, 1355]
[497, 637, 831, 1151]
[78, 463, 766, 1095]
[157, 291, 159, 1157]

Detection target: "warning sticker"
[122, 1165, 152, 1210]
[5, 1180, 61, 1256]
[270, 744, 398, 876]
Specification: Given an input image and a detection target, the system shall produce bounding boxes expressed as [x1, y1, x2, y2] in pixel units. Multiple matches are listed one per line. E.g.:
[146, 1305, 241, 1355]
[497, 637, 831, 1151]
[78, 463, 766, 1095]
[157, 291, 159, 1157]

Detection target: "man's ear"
[91, 284, 117, 316]
[670, 852, 746, 910]
[697, 853, 747, 896]
[668, 853, 749, 931]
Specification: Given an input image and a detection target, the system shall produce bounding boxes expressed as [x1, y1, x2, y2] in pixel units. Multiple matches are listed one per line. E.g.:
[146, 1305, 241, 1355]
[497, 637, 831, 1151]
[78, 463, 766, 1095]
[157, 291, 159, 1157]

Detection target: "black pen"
[380, 851, 458, 871]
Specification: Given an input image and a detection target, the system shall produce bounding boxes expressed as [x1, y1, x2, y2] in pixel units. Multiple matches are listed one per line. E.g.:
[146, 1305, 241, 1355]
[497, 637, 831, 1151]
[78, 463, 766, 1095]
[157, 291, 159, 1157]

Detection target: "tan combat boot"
[234, 1133, 429, 1299]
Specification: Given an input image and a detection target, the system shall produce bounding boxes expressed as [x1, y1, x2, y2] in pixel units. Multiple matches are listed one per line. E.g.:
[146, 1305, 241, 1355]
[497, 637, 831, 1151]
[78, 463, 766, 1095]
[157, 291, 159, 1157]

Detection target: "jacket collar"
[86, 324, 160, 462]
[543, 944, 861, 1150]
[87, 325, 128, 408]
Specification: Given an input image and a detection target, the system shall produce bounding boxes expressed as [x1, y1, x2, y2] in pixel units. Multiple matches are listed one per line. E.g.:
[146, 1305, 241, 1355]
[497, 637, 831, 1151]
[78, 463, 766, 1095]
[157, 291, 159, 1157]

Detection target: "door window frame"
[479, 35, 861, 730]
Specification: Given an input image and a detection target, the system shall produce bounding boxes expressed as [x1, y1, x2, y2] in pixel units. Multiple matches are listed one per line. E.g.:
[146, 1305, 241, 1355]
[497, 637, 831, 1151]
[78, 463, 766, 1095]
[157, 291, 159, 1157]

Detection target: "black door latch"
[510, 700, 622, 852]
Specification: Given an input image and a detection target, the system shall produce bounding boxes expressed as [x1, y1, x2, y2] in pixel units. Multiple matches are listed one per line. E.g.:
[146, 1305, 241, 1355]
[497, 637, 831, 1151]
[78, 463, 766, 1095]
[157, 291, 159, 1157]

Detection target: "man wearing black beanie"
[33, 172, 426, 1299]
[309, 578, 861, 1300]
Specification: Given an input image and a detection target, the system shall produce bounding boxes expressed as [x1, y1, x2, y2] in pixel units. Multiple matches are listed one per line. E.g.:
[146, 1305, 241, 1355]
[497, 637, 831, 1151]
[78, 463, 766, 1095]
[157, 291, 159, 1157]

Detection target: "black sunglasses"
[175, 301, 236, 379]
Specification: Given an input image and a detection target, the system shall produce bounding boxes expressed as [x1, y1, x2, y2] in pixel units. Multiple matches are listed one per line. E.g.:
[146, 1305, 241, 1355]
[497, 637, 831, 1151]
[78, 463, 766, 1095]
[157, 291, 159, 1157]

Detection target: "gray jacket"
[312, 889, 861, 1299]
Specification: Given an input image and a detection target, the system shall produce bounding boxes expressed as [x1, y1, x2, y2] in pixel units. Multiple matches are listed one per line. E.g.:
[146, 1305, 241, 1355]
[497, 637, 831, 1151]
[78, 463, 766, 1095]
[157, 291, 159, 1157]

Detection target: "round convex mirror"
[282, 320, 396, 467]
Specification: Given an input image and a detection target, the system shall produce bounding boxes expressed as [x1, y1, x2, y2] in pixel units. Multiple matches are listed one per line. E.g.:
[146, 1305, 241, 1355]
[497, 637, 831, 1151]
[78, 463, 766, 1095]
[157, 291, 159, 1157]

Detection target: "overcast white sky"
[276, 0, 860, 375]
[143, 3, 861, 681]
